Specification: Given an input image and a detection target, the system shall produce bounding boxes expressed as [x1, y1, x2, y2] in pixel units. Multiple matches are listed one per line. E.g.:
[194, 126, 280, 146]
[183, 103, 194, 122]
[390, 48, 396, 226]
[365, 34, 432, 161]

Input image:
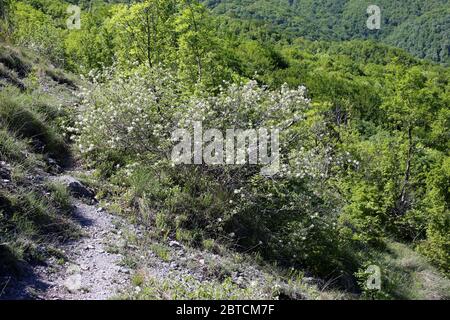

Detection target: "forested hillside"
[0, 0, 449, 300]
[204, 0, 450, 64]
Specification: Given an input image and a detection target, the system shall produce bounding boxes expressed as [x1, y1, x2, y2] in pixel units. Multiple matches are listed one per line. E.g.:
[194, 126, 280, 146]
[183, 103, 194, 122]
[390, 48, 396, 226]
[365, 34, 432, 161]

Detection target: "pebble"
[119, 268, 130, 274]
[169, 240, 182, 248]
[80, 264, 89, 271]
[64, 274, 82, 293]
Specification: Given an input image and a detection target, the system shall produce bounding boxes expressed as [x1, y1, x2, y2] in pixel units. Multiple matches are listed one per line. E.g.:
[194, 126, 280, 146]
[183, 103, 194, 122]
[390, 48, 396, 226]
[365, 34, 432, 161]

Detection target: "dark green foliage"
[229, 175, 354, 276]
[385, 8, 450, 65]
[417, 156, 450, 274]
[204, 0, 450, 64]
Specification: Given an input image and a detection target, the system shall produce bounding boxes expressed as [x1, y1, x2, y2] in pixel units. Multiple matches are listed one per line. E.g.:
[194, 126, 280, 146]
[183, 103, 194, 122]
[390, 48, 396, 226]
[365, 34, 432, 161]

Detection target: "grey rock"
[51, 175, 95, 199]
[119, 268, 130, 274]
[64, 274, 82, 293]
[0, 167, 11, 180]
[47, 157, 63, 173]
[68, 181, 95, 199]
[169, 240, 182, 248]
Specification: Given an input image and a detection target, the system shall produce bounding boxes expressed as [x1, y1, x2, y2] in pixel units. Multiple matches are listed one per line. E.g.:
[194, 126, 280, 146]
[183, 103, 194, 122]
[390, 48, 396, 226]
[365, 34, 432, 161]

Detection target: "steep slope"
[2, 0, 449, 300]
[385, 8, 450, 63]
[0, 43, 78, 292]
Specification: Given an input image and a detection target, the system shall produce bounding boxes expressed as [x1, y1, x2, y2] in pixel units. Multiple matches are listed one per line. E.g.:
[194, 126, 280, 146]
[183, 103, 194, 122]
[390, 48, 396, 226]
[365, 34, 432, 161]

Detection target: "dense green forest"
[0, 0, 449, 300]
[204, 0, 450, 65]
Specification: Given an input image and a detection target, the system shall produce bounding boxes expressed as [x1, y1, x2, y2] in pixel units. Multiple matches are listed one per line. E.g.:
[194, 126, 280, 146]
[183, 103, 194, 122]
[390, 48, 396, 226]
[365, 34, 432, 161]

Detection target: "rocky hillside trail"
[39, 195, 131, 300]
[2, 171, 136, 300]
[1, 159, 280, 300]
[1, 167, 331, 300]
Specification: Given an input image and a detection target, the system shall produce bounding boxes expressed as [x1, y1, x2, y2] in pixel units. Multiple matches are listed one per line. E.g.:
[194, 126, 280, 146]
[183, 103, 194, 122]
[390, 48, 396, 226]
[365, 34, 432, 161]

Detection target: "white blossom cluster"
[74, 66, 314, 178]
[74, 65, 186, 160]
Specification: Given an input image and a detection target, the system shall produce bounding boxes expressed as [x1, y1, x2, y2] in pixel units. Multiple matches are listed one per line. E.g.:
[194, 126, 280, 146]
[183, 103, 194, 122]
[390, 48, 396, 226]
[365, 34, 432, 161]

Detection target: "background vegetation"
[204, 0, 450, 65]
[0, 0, 448, 299]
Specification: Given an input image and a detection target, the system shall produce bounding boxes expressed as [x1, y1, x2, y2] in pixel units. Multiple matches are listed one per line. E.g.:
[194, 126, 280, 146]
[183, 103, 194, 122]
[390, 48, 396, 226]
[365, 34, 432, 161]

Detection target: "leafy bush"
[11, 2, 66, 66]
[75, 65, 354, 277]
[417, 156, 450, 275]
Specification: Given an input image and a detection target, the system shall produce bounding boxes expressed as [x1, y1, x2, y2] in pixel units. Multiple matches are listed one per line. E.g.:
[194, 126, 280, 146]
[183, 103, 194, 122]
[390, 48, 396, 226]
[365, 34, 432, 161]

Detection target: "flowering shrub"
[75, 66, 311, 170]
[74, 66, 187, 163]
[75, 66, 353, 276]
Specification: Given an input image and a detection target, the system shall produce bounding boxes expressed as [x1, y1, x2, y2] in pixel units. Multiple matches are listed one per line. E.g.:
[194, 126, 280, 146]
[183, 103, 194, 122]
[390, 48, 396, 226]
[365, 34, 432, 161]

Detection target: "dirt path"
[41, 199, 131, 300]
[2, 174, 133, 300]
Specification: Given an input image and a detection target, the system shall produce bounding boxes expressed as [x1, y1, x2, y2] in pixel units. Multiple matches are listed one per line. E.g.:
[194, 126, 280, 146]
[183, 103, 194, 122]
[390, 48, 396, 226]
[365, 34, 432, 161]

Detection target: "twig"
[0, 277, 11, 297]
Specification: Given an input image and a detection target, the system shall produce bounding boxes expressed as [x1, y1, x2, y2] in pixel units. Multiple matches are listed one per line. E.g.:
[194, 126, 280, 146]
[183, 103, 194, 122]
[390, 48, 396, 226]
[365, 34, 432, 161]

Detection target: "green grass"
[0, 47, 78, 281]
[131, 271, 145, 287]
[45, 67, 76, 88]
[45, 181, 73, 214]
[0, 62, 25, 89]
[0, 43, 76, 87]
[0, 187, 80, 276]
[0, 127, 43, 168]
[125, 275, 270, 300]
[0, 45, 32, 78]
[0, 87, 70, 162]
[359, 241, 450, 300]
[149, 243, 171, 262]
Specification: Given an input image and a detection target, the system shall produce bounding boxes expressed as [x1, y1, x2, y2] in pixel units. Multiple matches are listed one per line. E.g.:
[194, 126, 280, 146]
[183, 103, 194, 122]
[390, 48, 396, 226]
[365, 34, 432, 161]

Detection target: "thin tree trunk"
[145, 9, 153, 68]
[186, 2, 203, 82]
[400, 126, 413, 205]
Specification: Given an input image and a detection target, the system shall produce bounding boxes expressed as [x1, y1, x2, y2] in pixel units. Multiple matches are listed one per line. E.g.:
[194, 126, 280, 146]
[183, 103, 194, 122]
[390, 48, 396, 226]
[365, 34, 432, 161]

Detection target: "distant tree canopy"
[203, 0, 450, 65]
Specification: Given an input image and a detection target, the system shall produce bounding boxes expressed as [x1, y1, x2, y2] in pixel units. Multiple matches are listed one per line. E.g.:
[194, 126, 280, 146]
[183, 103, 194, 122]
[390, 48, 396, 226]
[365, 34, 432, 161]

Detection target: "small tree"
[175, 0, 232, 88]
[383, 67, 437, 215]
[109, 0, 178, 68]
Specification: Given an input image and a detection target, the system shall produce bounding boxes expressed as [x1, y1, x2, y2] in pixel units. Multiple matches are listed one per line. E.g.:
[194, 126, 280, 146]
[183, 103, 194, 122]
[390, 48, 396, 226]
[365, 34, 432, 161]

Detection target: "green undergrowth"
[0, 44, 79, 286]
[356, 241, 450, 300]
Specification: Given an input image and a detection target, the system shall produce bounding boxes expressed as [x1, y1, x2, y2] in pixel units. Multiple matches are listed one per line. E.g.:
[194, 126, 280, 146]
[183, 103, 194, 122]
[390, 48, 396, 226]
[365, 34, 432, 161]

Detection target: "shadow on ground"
[0, 202, 95, 300]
